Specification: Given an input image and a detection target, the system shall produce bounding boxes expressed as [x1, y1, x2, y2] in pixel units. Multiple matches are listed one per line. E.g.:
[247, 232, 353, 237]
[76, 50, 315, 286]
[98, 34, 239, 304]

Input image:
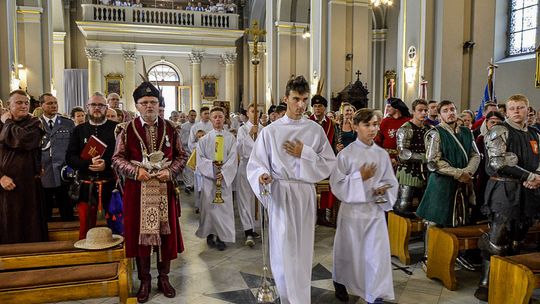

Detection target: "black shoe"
[333, 281, 349, 302]
[456, 255, 477, 271]
[474, 285, 488, 301]
[252, 231, 260, 239]
[185, 186, 192, 194]
[207, 234, 216, 247]
[216, 238, 226, 251]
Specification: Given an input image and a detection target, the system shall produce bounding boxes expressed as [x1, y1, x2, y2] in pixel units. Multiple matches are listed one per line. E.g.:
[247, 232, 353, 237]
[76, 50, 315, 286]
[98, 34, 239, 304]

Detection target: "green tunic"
[416, 126, 473, 226]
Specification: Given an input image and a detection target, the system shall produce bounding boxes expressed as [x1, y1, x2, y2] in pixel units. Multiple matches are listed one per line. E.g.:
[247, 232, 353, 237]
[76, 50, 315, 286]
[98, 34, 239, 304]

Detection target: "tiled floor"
[56, 191, 490, 304]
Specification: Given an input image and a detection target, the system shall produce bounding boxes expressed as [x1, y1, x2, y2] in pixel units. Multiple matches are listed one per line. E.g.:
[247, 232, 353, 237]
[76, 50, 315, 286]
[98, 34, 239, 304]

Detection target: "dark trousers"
[43, 184, 73, 221]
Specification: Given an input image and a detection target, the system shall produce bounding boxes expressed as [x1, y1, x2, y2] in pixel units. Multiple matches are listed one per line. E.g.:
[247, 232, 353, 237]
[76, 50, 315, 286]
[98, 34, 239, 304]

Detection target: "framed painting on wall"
[383, 70, 397, 99]
[201, 75, 218, 101]
[105, 73, 123, 98]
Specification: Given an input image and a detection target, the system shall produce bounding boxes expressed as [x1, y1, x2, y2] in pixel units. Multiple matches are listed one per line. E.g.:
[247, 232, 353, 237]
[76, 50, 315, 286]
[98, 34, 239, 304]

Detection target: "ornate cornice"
[122, 49, 137, 61]
[188, 51, 204, 64]
[85, 47, 103, 60]
[221, 52, 237, 65]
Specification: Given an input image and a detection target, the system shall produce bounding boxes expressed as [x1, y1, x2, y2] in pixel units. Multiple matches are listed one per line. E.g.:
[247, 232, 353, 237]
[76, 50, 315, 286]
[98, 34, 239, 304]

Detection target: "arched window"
[507, 0, 538, 56]
[148, 64, 179, 82]
[147, 64, 180, 118]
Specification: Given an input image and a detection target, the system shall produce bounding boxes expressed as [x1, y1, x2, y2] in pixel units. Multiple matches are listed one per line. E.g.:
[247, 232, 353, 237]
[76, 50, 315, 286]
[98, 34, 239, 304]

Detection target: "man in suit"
[39, 93, 75, 221]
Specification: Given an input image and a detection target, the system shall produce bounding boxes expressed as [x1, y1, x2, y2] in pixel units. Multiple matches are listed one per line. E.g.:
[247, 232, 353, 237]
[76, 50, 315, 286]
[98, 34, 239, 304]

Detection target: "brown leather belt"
[490, 176, 519, 182]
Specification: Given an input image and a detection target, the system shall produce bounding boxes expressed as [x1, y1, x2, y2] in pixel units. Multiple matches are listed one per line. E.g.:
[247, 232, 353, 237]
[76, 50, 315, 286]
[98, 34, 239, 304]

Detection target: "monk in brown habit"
[0, 90, 47, 244]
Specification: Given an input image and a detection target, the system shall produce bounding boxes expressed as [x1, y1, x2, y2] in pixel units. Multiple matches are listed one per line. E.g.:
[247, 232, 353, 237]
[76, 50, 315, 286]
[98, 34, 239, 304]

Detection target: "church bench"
[426, 224, 540, 291]
[48, 219, 107, 241]
[488, 253, 540, 304]
[0, 242, 133, 303]
[388, 211, 425, 265]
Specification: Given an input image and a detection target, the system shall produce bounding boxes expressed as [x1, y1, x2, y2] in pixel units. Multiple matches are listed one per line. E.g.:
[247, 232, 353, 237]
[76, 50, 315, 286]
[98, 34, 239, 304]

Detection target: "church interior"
[1, 0, 540, 303]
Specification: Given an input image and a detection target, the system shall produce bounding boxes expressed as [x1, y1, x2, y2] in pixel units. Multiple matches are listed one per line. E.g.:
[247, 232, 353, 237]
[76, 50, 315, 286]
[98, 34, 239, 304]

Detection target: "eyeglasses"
[137, 100, 159, 106]
[88, 103, 107, 109]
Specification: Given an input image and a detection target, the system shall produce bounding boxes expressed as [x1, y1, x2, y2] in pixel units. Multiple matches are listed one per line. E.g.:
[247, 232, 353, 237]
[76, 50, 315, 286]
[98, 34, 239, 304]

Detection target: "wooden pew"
[388, 211, 425, 265]
[426, 224, 540, 291]
[47, 219, 107, 241]
[488, 253, 540, 304]
[0, 241, 133, 303]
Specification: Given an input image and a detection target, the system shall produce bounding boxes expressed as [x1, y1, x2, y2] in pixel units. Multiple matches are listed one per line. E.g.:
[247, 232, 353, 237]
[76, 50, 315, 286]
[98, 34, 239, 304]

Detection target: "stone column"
[222, 52, 237, 112]
[188, 51, 203, 114]
[372, 28, 387, 109]
[122, 49, 136, 112]
[85, 47, 103, 96]
[53, 32, 66, 113]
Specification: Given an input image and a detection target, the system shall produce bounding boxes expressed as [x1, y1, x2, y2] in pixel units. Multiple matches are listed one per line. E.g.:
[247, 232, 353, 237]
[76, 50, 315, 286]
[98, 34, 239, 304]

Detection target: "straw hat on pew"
[74, 227, 124, 250]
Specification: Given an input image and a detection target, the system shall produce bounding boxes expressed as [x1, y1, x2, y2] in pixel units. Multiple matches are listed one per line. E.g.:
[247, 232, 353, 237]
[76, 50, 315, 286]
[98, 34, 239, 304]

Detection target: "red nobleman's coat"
[112, 117, 187, 261]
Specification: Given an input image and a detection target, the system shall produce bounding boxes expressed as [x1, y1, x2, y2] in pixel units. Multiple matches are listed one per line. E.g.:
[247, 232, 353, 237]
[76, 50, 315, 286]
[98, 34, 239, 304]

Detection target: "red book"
[80, 135, 108, 160]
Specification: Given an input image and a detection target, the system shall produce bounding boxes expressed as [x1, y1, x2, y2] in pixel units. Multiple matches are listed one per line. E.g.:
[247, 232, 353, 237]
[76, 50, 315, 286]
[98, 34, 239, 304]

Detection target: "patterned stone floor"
[56, 190, 493, 304]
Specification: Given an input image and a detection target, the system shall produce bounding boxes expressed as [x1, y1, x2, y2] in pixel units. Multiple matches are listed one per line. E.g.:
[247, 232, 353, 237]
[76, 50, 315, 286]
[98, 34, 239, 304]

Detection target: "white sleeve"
[329, 152, 367, 204]
[246, 130, 272, 200]
[297, 127, 337, 183]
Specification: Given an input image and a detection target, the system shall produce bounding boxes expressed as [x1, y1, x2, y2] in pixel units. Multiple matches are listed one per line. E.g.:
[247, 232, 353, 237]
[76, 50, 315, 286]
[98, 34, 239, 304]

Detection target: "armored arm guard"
[485, 125, 532, 182]
[463, 131, 481, 175]
[397, 123, 425, 162]
[424, 129, 464, 179]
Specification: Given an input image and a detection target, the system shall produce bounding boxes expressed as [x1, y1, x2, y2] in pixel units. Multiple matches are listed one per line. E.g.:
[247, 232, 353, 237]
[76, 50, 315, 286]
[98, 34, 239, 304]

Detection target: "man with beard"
[394, 99, 430, 218]
[112, 82, 187, 302]
[0, 90, 47, 244]
[474, 94, 540, 300]
[66, 92, 118, 239]
[416, 100, 480, 268]
[39, 93, 75, 221]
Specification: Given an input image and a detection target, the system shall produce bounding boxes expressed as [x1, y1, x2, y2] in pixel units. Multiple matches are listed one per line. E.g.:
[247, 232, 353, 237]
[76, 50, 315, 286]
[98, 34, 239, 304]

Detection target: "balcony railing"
[81, 4, 239, 30]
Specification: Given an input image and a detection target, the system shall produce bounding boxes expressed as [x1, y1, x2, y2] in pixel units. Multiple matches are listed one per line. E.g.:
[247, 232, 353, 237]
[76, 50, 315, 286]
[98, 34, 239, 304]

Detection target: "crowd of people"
[98, 0, 238, 14]
[0, 74, 539, 304]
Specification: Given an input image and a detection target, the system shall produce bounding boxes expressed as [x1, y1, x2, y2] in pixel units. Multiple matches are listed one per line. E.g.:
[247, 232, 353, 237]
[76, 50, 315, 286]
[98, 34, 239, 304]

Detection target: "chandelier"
[371, 0, 393, 7]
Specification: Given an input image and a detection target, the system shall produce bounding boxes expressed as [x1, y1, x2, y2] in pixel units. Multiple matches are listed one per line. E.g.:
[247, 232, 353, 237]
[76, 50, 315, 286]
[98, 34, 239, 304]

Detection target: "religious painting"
[383, 70, 397, 99]
[536, 45, 540, 88]
[202, 75, 218, 101]
[213, 101, 230, 116]
[105, 73, 123, 98]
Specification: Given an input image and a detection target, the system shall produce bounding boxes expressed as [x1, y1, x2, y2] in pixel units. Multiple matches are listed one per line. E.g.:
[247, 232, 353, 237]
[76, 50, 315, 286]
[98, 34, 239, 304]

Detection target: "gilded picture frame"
[201, 75, 218, 101]
[534, 45, 540, 88]
[105, 73, 123, 98]
[384, 70, 397, 99]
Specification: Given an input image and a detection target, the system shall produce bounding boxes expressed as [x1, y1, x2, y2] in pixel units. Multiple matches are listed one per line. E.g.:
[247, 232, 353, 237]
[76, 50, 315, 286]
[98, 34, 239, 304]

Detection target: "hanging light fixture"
[371, 0, 393, 7]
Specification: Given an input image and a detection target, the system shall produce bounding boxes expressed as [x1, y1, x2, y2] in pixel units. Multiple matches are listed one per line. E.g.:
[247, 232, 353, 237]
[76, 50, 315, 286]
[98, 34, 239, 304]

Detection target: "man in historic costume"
[331, 108, 398, 304]
[181, 109, 197, 194]
[472, 101, 498, 138]
[39, 93, 75, 221]
[247, 76, 336, 304]
[375, 98, 411, 166]
[107, 92, 133, 122]
[394, 99, 430, 218]
[66, 92, 118, 239]
[112, 82, 187, 302]
[309, 94, 337, 226]
[416, 100, 480, 268]
[236, 103, 262, 247]
[195, 107, 238, 251]
[0, 90, 47, 244]
[474, 94, 540, 300]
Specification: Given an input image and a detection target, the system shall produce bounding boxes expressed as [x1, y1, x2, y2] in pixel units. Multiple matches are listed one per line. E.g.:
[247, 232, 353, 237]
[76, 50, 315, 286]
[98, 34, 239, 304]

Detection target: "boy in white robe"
[247, 76, 336, 304]
[195, 107, 238, 251]
[236, 103, 262, 247]
[330, 108, 398, 304]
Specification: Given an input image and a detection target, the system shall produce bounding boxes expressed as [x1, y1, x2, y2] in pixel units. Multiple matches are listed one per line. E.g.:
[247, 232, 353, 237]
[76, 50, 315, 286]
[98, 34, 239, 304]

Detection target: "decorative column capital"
[188, 51, 204, 64]
[221, 52, 237, 65]
[85, 47, 103, 61]
[122, 49, 137, 61]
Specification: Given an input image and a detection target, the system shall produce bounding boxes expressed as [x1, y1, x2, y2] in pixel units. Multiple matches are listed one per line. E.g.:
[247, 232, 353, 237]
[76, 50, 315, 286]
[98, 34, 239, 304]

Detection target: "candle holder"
[213, 161, 225, 204]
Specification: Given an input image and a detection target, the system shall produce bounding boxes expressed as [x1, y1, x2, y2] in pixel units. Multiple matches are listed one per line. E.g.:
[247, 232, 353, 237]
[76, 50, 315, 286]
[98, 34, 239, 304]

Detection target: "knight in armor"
[375, 98, 411, 166]
[474, 94, 540, 301]
[416, 100, 480, 269]
[394, 99, 430, 218]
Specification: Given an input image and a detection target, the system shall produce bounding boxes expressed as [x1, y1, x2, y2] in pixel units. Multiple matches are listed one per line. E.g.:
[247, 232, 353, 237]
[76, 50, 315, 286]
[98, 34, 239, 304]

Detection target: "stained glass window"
[508, 0, 538, 56]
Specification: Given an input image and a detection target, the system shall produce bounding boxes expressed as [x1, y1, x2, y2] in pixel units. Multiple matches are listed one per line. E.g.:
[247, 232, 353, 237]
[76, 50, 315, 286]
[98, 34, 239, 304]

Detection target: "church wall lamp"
[404, 63, 416, 85]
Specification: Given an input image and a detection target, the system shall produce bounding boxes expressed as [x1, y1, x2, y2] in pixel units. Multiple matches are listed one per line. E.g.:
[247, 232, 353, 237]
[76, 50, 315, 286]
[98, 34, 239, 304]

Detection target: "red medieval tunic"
[112, 117, 187, 260]
[0, 115, 47, 244]
[309, 114, 337, 209]
[375, 116, 411, 160]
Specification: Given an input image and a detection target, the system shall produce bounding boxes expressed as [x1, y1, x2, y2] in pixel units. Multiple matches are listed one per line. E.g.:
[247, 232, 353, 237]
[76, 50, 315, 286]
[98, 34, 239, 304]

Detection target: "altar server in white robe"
[236, 103, 262, 247]
[330, 108, 398, 304]
[247, 76, 336, 304]
[195, 107, 237, 251]
[189, 106, 213, 209]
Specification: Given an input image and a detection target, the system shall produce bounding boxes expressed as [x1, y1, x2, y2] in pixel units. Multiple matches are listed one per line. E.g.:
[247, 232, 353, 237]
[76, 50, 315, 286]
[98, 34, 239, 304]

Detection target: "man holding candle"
[195, 107, 238, 251]
[112, 81, 187, 303]
[247, 76, 336, 303]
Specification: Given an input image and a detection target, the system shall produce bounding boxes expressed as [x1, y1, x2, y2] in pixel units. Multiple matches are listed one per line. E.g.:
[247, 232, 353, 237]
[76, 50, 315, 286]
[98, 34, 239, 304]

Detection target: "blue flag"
[475, 84, 492, 120]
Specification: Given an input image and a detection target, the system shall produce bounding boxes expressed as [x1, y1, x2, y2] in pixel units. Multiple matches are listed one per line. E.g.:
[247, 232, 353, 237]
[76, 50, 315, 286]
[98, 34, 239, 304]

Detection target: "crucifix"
[245, 20, 266, 220]
[355, 70, 362, 81]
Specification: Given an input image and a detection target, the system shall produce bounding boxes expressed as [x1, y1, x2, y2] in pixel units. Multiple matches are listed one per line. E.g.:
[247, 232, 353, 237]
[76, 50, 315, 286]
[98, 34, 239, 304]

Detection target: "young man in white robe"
[189, 106, 213, 209]
[330, 108, 398, 304]
[236, 103, 262, 247]
[195, 107, 237, 251]
[247, 76, 336, 304]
